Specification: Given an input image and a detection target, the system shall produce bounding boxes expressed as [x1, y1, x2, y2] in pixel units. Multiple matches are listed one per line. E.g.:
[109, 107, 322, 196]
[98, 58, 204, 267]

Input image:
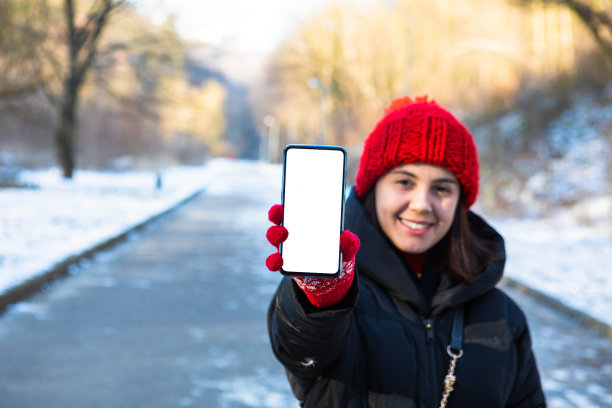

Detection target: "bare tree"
[54, 0, 125, 178]
[1, 1, 228, 170]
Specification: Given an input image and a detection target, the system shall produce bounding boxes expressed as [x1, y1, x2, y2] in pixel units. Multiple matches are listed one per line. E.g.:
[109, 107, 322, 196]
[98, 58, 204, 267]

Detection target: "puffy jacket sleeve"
[506, 314, 547, 407]
[267, 275, 358, 385]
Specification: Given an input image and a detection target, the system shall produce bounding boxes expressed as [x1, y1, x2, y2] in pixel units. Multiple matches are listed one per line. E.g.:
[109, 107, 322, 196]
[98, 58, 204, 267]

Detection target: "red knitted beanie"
[355, 96, 479, 209]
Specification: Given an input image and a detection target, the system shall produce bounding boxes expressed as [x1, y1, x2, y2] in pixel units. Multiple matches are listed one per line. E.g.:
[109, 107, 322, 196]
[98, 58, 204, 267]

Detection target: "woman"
[265, 96, 546, 407]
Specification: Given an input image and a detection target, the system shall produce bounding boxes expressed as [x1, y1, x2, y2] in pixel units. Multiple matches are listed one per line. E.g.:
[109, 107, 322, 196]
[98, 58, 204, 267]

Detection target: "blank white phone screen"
[281, 147, 346, 275]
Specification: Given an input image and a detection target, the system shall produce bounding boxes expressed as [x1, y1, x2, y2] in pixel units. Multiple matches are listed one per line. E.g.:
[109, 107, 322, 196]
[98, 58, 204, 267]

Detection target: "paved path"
[0, 163, 610, 407]
[0, 164, 294, 408]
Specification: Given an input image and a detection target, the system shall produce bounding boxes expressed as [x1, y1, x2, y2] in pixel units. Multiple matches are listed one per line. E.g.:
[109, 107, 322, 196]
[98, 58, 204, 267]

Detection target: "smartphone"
[280, 145, 347, 277]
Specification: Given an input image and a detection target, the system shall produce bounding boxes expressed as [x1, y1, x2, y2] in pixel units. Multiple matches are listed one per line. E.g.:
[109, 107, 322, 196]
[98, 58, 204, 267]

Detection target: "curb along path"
[502, 277, 612, 339]
[0, 187, 207, 314]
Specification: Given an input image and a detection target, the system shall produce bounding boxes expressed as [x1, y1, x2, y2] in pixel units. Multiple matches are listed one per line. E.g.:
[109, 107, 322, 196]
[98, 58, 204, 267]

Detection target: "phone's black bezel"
[280, 144, 347, 278]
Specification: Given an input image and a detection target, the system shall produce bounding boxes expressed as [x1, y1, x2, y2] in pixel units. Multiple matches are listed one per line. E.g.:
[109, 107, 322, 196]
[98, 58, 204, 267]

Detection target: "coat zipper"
[423, 318, 434, 343]
[423, 317, 440, 405]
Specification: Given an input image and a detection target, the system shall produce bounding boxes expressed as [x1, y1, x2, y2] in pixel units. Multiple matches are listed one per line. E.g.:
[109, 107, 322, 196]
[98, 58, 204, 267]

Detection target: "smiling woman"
[266, 95, 547, 407]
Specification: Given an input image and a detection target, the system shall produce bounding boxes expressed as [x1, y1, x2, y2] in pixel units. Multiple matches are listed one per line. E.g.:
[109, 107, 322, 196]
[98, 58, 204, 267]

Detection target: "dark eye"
[396, 179, 414, 187]
[434, 184, 453, 195]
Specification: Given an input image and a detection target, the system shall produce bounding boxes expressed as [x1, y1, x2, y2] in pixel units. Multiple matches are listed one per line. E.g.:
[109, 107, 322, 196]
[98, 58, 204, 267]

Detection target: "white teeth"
[401, 220, 428, 230]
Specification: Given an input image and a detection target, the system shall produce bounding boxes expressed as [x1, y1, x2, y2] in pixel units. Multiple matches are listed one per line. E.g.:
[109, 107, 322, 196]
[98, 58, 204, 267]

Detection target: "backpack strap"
[439, 305, 465, 408]
[449, 304, 465, 354]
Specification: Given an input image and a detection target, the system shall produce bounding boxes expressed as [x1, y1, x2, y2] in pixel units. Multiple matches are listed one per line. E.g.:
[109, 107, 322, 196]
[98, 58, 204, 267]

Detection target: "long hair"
[362, 189, 499, 282]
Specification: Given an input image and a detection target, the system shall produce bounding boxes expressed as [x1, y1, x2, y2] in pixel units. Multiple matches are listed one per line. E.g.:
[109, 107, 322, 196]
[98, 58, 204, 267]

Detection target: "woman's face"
[374, 163, 461, 254]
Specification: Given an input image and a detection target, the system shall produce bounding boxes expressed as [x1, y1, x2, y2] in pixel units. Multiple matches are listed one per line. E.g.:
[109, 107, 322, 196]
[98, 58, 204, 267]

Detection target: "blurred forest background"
[1, 0, 611, 221]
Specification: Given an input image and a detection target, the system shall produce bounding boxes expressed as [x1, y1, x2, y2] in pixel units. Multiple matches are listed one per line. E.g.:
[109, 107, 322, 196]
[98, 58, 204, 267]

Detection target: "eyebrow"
[390, 169, 459, 185]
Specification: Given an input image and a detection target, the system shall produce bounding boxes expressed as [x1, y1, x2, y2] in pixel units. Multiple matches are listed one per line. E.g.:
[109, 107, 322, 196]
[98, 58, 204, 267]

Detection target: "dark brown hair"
[363, 189, 499, 282]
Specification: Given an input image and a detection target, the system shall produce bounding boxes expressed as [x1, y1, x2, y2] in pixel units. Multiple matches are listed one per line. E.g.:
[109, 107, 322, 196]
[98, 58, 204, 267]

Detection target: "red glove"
[266, 204, 360, 308]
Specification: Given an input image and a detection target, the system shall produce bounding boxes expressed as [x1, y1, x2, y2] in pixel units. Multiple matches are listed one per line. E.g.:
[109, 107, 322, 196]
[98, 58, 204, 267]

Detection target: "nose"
[408, 185, 432, 213]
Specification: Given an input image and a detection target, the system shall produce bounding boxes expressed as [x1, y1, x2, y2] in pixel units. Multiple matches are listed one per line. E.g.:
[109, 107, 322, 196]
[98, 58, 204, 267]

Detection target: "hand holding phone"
[266, 202, 360, 308]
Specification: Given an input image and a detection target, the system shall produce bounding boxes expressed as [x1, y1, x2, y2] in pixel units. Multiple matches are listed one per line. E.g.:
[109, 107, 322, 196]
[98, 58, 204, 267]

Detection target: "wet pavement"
[0, 163, 610, 407]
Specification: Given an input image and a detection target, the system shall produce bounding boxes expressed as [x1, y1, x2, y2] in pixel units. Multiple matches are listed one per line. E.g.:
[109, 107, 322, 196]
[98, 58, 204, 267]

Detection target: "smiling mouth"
[399, 219, 431, 231]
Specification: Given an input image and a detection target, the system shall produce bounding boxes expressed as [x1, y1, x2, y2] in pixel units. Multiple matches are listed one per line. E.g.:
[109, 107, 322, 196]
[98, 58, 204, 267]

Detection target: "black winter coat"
[268, 189, 546, 408]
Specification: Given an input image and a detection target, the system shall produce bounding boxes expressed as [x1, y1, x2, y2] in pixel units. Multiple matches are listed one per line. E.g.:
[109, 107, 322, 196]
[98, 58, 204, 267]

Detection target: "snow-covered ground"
[0, 160, 230, 296]
[495, 214, 612, 329]
[1, 158, 611, 330]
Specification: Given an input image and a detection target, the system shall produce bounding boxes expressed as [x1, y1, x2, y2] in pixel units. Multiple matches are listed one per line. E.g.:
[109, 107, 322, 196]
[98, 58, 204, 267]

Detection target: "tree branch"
[65, 0, 126, 91]
[523, 0, 612, 62]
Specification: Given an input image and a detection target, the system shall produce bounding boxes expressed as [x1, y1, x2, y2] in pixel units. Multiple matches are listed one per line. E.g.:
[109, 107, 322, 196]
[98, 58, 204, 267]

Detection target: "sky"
[134, 0, 370, 52]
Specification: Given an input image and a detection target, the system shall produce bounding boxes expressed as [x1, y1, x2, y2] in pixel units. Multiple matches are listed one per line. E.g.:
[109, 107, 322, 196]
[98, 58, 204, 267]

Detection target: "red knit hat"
[355, 96, 479, 209]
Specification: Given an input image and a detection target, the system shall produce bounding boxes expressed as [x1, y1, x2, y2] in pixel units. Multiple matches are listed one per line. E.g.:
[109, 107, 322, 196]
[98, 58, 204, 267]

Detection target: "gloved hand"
[266, 204, 360, 308]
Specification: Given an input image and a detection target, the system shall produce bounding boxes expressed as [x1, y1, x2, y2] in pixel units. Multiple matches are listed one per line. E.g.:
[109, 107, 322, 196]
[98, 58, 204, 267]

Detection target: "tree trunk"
[54, 79, 78, 179]
[51, 0, 122, 179]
